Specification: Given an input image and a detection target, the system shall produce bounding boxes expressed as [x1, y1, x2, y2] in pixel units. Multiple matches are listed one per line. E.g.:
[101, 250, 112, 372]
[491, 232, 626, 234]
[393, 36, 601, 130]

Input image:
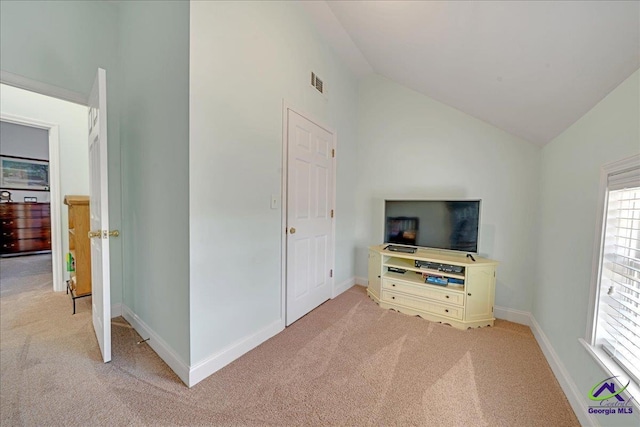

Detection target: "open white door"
[285, 109, 335, 325]
[87, 68, 111, 363]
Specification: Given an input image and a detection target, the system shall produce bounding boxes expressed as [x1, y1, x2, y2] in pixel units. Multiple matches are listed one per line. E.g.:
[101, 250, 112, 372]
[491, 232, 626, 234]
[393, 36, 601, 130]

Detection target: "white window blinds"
[597, 169, 640, 384]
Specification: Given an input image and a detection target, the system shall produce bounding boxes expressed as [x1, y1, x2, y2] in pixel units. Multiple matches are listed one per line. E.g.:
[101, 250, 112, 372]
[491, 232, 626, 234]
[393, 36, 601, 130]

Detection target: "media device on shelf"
[385, 244, 417, 253]
[415, 260, 464, 274]
[384, 199, 481, 254]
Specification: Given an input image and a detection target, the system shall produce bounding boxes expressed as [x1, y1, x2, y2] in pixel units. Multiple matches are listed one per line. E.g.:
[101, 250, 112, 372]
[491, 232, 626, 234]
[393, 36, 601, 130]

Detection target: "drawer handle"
[3, 232, 13, 236]
[3, 243, 15, 248]
[445, 295, 449, 298]
[467, 293, 472, 296]
[445, 309, 449, 313]
[2, 221, 13, 225]
[391, 296, 395, 300]
[392, 284, 396, 287]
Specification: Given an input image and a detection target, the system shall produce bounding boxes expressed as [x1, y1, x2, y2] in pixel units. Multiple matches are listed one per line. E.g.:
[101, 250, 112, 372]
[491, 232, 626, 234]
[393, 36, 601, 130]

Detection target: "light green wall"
[118, 1, 190, 365]
[189, 1, 359, 364]
[534, 69, 640, 426]
[0, 0, 123, 305]
[0, 0, 117, 96]
[355, 74, 541, 312]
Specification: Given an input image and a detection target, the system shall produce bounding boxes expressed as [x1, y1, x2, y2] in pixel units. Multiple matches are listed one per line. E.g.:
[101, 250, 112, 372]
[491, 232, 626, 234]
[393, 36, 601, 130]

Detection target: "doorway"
[283, 106, 336, 326]
[0, 117, 62, 292]
[1, 84, 89, 295]
[1, 71, 113, 365]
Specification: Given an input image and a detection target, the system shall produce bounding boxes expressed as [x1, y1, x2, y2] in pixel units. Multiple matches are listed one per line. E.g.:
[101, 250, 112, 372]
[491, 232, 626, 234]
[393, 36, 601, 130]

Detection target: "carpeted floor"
[0, 254, 580, 426]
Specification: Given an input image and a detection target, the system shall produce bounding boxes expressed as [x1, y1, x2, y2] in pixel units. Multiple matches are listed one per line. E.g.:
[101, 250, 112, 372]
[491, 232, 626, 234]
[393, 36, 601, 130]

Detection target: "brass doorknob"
[88, 230, 101, 239]
[108, 230, 120, 237]
[290, 227, 296, 234]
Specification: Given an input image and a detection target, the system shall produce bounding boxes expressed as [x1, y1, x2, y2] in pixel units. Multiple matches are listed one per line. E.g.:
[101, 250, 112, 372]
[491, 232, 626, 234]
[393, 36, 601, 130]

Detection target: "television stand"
[367, 245, 498, 329]
[385, 245, 416, 254]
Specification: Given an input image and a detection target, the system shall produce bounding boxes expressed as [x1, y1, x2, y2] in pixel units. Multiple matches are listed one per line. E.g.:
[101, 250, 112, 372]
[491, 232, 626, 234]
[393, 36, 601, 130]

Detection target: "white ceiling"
[303, 1, 640, 146]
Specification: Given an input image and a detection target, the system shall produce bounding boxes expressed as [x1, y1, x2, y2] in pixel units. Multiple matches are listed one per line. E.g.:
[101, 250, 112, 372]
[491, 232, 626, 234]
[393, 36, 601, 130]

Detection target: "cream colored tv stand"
[367, 245, 498, 329]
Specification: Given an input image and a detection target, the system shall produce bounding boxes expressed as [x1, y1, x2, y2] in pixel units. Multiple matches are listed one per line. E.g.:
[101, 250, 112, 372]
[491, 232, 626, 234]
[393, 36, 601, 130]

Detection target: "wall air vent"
[311, 72, 324, 94]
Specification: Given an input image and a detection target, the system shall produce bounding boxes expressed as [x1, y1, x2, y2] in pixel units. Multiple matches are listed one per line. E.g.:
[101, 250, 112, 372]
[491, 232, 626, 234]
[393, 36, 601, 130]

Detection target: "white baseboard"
[121, 304, 190, 386]
[493, 305, 531, 325]
[334, 277, 355, 297]
[115, 289, 593, 426]
[457, 303, 595, 425]
[354, 276, 368, 287]
[529, 315, 597, 427]
[188, 319, 284, 388]
[187, 276, 363, 386]
[111, 302, 122, 318]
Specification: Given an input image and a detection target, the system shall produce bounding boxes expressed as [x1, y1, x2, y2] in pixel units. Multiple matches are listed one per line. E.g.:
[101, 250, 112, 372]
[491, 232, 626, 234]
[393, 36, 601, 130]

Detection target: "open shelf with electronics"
[367, 244, 498, 329]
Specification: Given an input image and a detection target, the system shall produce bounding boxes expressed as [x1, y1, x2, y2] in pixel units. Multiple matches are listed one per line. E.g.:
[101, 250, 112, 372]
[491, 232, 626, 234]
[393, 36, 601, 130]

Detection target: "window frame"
[584, 153, 640, 409]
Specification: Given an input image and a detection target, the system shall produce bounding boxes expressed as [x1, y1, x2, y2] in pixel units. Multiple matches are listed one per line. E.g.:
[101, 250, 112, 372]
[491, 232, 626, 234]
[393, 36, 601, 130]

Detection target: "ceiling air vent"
[311, 72, 324, 94]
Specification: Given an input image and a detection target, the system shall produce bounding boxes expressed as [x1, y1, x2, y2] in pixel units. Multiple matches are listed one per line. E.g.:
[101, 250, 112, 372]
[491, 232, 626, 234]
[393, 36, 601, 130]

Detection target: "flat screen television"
[384, 199, 481, 254]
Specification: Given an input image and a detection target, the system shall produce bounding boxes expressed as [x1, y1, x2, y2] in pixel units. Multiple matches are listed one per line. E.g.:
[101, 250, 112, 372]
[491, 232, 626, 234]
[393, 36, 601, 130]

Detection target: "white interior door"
[88, 68, 111, 363]
[286, 109, 334, 326]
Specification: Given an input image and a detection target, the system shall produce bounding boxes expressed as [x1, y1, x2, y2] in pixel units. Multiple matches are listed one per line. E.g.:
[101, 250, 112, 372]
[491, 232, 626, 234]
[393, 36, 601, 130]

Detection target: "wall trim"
[111, 303, 122, 318]
[493, 305, 531, 326]
[529, 315, 598, 427]
[121, 304, 190, 386]
[1, 71, 87, 106]
[354, 276, 368, 287]
[333, 277, 355, 298]
[189, 319, 284, 388]
[350, 276, 591, 422]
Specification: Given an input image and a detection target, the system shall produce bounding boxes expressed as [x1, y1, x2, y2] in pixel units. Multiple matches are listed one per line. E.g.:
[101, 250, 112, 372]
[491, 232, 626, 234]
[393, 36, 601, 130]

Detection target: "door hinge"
[330, 269, 333, 278]
[331, 209, 334, 218]
[332, 148, 335, 158]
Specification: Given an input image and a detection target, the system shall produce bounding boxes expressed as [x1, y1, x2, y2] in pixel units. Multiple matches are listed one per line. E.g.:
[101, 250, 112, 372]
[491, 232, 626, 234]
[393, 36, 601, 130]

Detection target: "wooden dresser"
[64, 195, 91, 305]
[0, 202, 51, 256]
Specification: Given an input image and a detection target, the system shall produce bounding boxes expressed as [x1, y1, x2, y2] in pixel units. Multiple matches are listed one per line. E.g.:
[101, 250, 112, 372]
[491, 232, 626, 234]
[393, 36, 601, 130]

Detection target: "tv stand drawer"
[381, 290, 464, 320]
[382, 279, 464, 306]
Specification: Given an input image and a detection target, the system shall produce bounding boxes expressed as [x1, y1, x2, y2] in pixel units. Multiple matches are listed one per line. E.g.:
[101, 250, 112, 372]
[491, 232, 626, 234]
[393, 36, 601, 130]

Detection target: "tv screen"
[384, 200, 481, 253]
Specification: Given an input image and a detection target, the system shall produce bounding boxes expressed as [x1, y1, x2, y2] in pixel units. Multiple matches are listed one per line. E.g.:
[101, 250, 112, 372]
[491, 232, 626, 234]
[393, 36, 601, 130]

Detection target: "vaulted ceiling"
[303, 1, 640, 146]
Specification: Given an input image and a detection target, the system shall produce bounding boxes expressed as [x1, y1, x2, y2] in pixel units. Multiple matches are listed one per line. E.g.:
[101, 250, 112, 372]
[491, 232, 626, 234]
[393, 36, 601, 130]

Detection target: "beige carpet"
[1, 254, 580, 426]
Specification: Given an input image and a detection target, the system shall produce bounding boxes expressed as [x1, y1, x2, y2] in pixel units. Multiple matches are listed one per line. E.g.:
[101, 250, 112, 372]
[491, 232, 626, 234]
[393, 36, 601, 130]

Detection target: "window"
[588, 155, 640, 388]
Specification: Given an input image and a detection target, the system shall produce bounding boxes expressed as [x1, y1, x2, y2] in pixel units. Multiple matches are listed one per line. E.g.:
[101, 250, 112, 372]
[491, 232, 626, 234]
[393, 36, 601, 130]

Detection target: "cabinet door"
[367, 250, 382, 299]
[465, 266, 496, 322]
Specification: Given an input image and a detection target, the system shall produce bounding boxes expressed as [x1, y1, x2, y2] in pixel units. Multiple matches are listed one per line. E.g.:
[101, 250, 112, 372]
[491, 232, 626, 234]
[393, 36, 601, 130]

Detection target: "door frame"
[0, 113, 64, 292]
[1, 73, 88, 293]
[280, 101, 338, 325]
